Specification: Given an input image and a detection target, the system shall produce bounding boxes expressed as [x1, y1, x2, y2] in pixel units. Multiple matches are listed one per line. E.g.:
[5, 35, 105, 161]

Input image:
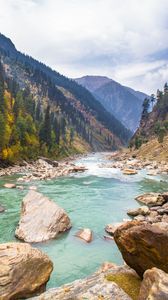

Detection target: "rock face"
[0, 242, 53, 300]
[138, 268, 168, 300]
[75, 228, 93, 243]
[135, 192, 167, 207]
[114, 220, 168, 278]
[15, 191, 72, 243]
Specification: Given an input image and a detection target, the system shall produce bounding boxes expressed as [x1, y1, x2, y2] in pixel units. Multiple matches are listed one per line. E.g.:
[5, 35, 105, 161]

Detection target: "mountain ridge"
[75, 75, 148, 132]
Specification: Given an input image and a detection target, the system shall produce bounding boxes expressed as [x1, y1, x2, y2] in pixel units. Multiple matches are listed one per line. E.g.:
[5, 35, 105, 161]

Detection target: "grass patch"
[105, 273, 141, 300]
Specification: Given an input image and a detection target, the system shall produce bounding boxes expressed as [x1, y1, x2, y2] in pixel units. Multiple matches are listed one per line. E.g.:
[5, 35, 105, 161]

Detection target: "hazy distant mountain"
[75, 76, 148, 132]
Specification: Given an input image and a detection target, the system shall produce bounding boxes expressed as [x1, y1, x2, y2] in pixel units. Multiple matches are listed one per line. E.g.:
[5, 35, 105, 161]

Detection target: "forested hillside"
[129, 84, 168, 159]
[0, 34, 131, 163]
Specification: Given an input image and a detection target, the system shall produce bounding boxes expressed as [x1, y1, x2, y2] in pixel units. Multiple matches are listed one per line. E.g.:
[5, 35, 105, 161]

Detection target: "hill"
[130, 84, 168, 161]
[75, 75, 148, 132]
[0, 33, 131, 163]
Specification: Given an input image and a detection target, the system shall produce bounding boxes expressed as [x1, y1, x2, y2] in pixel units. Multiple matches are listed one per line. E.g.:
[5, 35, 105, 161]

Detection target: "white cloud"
[0, 0, 168, 93]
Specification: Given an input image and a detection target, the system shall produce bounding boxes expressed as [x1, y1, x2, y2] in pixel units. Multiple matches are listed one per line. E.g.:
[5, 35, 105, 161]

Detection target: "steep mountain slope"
[0, 33, 131, 162]
[130, 84, 168, 161]
[75, 76, 148, 132]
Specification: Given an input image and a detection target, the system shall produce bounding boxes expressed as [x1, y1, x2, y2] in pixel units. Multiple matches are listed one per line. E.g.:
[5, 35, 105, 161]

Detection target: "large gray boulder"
[0, 242, 53, 300]
[15, 191, 72, 243]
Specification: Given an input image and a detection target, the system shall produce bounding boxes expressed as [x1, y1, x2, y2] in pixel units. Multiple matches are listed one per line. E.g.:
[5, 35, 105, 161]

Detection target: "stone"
[123, 169, 138, 175]
[162, 214, 168, 222]
[15, 191, 72, 243]
[3, 183, 16, 189]
[38, 157, 59, 167]
[30, 265, 133, 300]
[17, 185, 24, 190]
[127, 206, 150, 217]
[104, 235, 114, 241]
[75, 228, 93, 243]
[0, 205, 5, 213]
[135, 192, 167, 207]
[114, 220, 168, 278]
[105, 222, 124, 236]
[147, 170, 158, 176]
[138, 268, 168, 300]
[29, 185, 37, 191]
[0, 242, 53, 300]
[71, 165, 87, 173]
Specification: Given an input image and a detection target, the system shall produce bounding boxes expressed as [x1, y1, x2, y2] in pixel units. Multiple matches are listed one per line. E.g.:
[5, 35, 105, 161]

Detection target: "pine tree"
[39, 105, 52, 147]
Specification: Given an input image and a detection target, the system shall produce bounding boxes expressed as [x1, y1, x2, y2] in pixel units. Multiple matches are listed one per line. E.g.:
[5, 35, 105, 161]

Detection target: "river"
[0, 152, 168, 288]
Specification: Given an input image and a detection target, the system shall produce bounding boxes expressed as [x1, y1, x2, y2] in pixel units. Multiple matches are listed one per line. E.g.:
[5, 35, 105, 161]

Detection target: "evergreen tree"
[39, 105, 52, 147]
[142, 98, 150, 119]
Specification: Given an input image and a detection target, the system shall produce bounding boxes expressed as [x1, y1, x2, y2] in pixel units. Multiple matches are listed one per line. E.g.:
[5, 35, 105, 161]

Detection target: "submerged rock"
[114, 220, 168, 278]
[3, 183, 16, 189]
[138, 267, 168, 300]
[75, 228, 93, 243]
[105, 222, 124, 236]
[0, 242, 53, 300]
[0, 205, 5, 213]
[15, 191, 72, 243]
[135, 192, 167, 207]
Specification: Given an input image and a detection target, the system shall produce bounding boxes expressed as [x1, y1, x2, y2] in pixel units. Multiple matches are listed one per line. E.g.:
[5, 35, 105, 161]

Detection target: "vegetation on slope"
[0, 61, 91, 164]
[0, 33, 131, 152]
[130, 83, 168, 150]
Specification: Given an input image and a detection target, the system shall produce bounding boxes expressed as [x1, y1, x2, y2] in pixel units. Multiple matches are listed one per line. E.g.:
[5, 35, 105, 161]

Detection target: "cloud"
[0, 0, 168, 93]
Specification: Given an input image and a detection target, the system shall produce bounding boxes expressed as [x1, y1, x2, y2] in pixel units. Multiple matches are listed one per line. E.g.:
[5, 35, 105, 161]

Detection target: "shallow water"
[0, 152, 168, 288]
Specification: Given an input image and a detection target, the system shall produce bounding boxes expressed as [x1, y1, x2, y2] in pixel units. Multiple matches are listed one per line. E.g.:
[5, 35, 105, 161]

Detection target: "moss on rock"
[105, 273, 141, 300]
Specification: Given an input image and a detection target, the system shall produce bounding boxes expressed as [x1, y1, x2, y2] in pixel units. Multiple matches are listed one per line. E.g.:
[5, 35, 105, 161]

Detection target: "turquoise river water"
[0, 153, 168, 289]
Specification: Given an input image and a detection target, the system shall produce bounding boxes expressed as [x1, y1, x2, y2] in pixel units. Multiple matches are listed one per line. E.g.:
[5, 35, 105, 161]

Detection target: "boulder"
[123, 169, 138, 175]
[3, 183, 16, 189]
[38, 157, 59, 167]
[135, 192, 167, 207]
[138, 268, 168, 300]
[0, 242, 53, 300]
[30, 265, 133, 300]
[75, 228, 93, 243]
[105, 222, 124, 236]
[127, 206, 150, 217]
[15, 191, 72, 243]
[71, 165, 87, 173]
[114, 220, 168, 278]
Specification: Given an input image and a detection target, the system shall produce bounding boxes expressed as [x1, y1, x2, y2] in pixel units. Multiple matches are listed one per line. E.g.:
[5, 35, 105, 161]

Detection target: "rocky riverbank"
[1, 152, 168, 299]
[104, 150, 168, 175]
[0, 156, 87, 183]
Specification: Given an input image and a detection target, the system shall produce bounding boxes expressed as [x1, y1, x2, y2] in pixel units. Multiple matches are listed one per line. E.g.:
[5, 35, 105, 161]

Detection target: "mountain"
[0, 33, 131, 163]
[75, 76, 148, 132]
[129, 84, 168, 161]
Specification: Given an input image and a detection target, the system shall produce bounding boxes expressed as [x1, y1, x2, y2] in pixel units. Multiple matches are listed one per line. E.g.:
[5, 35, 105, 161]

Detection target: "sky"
[0, 0, 168, 94]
